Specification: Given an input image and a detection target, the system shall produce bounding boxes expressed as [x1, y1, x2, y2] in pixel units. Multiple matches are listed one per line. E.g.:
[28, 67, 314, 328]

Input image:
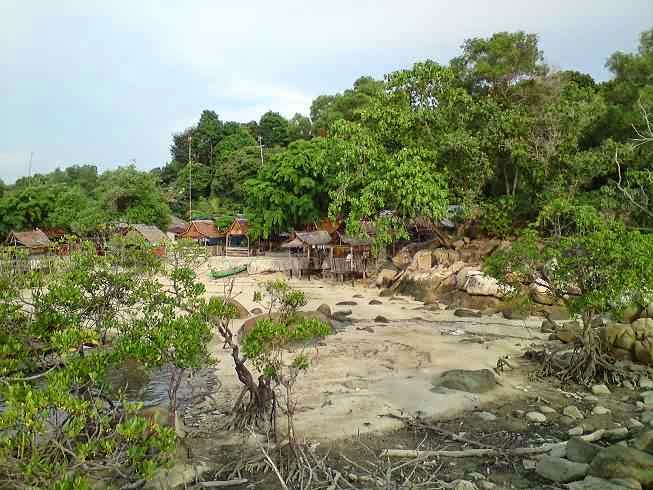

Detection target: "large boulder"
[588, 445, 653, 487]
[456, 268, 481, 291]
[566, 438, 601, 463]
[432, 248, 461, 267]
[535, 456, 589, 483]
[376, 268, 398, 288]
[408, 249, 432, 272]
[530, 279, 556, 305]
[432, 369, 498, 394]
[317, 303, 331, 318]
[634, 339, 653, 365]
[621, 304, 642, 323]
[465, 273, 501, 297]
[247, 258, 287, 274]
[632, 318, 653, 338]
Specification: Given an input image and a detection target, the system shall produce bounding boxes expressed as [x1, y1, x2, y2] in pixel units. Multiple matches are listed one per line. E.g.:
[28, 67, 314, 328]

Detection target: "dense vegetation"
[1, 28, 650, 243]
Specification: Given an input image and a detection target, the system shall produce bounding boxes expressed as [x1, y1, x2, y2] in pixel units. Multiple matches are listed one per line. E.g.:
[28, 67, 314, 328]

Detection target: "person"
[345, 251, 352, 270]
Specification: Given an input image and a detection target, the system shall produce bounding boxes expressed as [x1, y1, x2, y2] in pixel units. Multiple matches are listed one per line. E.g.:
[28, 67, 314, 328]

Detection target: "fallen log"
[381, 429, 605, 459]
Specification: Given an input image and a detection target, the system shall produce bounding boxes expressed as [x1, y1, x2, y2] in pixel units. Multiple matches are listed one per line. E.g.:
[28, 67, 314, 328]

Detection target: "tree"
[288, 113, 312, 141]
[46, 185, 107, 234]
[486, 219, 653, 385]
[259, 111, 290, 147]
[452, 31, 545, 97]
[98, 165, 171, 229]
[244, 138, 334, 239]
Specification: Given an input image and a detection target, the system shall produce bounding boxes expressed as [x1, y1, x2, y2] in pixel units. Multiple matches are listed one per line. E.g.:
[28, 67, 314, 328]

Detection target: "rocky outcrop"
[588, 445, 653, 487]
[600, 318, 653, 366]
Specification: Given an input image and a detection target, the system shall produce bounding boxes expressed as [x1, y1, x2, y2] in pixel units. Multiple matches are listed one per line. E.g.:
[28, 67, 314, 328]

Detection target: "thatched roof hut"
[129, 224, 168, 246]
[6, 229, 52, 254]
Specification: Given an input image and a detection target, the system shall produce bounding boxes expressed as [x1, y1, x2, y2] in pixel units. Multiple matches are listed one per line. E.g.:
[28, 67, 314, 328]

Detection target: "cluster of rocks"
[544, 314, 653, 366]
[376, 238, 560, 310]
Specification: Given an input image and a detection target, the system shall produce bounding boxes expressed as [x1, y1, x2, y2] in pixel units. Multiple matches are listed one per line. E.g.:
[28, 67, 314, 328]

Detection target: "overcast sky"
[1, 1, 651, 183]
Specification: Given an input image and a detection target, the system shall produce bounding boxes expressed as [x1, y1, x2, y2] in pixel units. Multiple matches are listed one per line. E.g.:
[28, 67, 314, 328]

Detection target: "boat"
[208, 265, 248, 279]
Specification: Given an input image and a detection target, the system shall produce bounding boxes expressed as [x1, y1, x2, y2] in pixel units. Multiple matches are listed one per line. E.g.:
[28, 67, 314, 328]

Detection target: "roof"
[339, 234, 372, 247]
[227, 217, 249, 236]
[7, 229, 52, 248]
[281, 237, 304, 248]
[179, 220, 223, 239]
[131, 224, 168, 245]
[167, 216, 188, 233]
[42, 228, 66, 239]
[313, 218, 342, 234]
[294, 230, 333, 246]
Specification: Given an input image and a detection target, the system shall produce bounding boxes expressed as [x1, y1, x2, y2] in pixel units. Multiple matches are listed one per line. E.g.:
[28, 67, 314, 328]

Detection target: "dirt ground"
[193, 258, 547, 442]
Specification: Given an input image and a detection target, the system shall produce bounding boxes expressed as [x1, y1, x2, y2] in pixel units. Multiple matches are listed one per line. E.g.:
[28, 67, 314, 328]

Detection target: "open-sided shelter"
[225, 217, 250, 257]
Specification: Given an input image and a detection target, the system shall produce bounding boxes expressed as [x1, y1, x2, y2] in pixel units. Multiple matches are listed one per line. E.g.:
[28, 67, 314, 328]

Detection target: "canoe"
[209, 265, 247, 279]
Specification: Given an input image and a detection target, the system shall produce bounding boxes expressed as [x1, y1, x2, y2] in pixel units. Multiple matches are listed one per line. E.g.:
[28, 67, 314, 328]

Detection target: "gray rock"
[317, 303, 331, 318]
[604, 427, 629, 442]
[369, 299, 383, 305]
[374, 315, 390, 323]
[640, 376, 653, 390]
[454, 308, 482, 318]
[641, 391, 653, 405]
[589, 445, 653, 486]
[540, 405, 557, 414]
[536, 456, 589, 483]
[592, 384, 612, 396]
[432, 369, 498, 394]
[336, 300, 357, 306]
[632, 430, 653, 454]
[593, 406, 612, 416]
[585, 394, 600, 402]
[332, 309, 352, 321]
[565, 476, 640, 489]
[569, 426, 585, 436]
[609, 479, 642, 490]
[627, 418, 645, 430]
[564, 406, 585, 420]
[502, 308, 528, 320]
[541, 318, 557, 333]
[526, 411, 547, 423]
[641, 411, 653, 425]
[476, 411, 497, 422]
[566, 437, 600, 463]
[477, 482, 497, 490]
[450, 481, 478, 490]
[250, 307, 263, 315]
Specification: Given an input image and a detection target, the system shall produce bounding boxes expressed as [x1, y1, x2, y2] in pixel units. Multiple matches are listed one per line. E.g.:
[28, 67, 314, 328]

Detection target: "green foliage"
[259, 111, 290, 147]
[479, 196, 516, 238]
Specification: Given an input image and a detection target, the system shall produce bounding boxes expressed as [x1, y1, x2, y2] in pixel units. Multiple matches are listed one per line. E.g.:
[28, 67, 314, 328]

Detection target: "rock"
[566, 476, 641, 489]
[634, 340, 653, 365]
[408, 249, 432, 272]
[468, 472, 486, 482]
[546, 306, 572, 321]
[317, 304, 332, 318]
[478, 482, 496, 490]
[566, 437, 601, 463]
[332, 310, 352, 321]
[450, 480, 478, 490]
[541, 319, 557, 333]
[144, 462, 214, 490]
[621, 305, 642, 323]
[250, 307, 263, 315]
[502, 308, 528, 320]
[453, 239, 465, 250]
[376, 269, 398, 288]
[616, 326, 637, 351]
[556, 326, 581, 344]
[641, 391, 653, 405]
[593, 406, 612, 416]
[454, 308, 482, 318]
[623, 380, 636, 390]
[632, 430, 653, 453]
[530, 278, 556, 305]
[432, 369, 498, 394]
[632, 318, 653, 336]
[379, 288, 394, 297]
[535, 456, 589, 483]
[592, 384, 612, 396]
[628, 418, 645, 430]
[465, 273, 500, 297]
[589, 445, 653, 486]
[540, 405, 557, 414]
[369, 299, 383, 305]
[609, 479, 643, 490]
[640, 376, 653, 390]
[526, 411, 547, 423]
[456, 267, 479, 290]
[585, 394, 600, 402]
[569, 426, 585, 436]
[336, 300, 357, 306]
[476, 411, 497, 422]
[374, 315, 390, 324]
[564, 406, 585, 420]
[603, 427, 629, 442]
[641, 412, 653, 425]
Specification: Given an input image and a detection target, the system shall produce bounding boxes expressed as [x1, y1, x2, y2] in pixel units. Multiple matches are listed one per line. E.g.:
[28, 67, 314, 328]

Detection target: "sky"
[1, 1, 652, 183]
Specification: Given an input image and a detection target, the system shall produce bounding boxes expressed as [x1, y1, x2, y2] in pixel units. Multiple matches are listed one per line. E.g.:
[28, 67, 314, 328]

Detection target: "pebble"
[539, 405, 557, 414]
[592, 384, 611, 396]
[568, 426, 585, 436]
[526, 411, 547, 423]
[584, 395, 599, 402]
[563, 405, 584, 420]
[592, 406, 611, 416]
[627, 418, 645, 429]
[477, 411, 497, 422]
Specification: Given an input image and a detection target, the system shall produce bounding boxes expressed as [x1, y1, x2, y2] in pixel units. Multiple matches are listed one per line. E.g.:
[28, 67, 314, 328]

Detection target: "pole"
[188, 135, 192, 221]
[27, 152, 34, 185]
[258, 136, 264, 165]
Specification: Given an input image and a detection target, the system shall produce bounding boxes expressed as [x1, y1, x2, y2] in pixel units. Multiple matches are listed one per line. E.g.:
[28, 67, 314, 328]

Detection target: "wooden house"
[5, 229, 52, 255]
[281, 230, 333, 278]
[166, 216, 188, 240]
[177, 220, 225, 255]
[226, 217, 250, 257]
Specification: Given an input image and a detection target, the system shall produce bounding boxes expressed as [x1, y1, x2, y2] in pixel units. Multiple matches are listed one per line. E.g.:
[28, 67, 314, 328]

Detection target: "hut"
[332, 233, 372, 280]
[125, 224, 168, 256]
[281, 230, 333, 278]
[225, 217, 250, 257]
[5, 229, 52, 255]
[177, 220, 225, 255]
[166, 216, 188, 240]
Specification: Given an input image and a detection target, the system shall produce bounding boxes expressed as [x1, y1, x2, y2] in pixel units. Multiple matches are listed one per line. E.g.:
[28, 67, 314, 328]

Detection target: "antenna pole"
[188, 135, 192, 221]
[27, 152, 34, 185]
[258, 136, 264, 165]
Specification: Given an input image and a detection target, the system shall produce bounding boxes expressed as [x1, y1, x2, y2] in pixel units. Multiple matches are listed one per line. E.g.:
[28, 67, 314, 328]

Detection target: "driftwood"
[381, 429, 605, 459]
[197, 479, 249, 488]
